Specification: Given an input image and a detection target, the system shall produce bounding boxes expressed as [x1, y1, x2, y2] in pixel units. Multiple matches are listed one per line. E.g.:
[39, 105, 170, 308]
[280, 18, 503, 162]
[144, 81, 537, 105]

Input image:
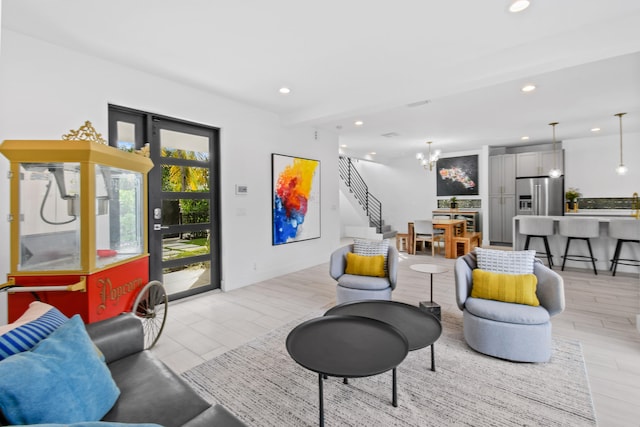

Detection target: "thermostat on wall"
[235, 185, 248, 195]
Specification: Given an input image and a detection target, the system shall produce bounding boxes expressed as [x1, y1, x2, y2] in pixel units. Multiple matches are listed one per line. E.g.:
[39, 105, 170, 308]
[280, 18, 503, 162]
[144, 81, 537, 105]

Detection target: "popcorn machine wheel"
[1, 278, 167, 349]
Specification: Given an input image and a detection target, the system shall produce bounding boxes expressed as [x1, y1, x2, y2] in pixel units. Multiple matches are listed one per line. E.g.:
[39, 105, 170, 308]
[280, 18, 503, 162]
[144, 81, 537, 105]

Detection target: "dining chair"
[413, 220, 444, 256]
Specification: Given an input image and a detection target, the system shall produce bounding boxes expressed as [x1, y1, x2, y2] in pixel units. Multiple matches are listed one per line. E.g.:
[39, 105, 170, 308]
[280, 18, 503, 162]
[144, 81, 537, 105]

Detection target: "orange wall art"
[272, 154, 321, 245]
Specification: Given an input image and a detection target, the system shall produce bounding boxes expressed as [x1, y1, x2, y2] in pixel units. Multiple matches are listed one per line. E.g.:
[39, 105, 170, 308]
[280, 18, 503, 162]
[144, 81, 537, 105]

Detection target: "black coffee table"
[325, 300, 442, 371]
[286, 315, 409, 427]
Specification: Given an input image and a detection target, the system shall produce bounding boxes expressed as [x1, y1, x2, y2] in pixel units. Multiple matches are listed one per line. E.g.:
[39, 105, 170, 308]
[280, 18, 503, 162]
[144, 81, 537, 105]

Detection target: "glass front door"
[109, 106, 221, 300]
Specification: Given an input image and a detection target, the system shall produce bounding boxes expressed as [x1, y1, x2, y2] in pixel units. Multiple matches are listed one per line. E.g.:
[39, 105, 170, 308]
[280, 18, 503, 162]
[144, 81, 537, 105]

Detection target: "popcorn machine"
[0, 138, 163, 342]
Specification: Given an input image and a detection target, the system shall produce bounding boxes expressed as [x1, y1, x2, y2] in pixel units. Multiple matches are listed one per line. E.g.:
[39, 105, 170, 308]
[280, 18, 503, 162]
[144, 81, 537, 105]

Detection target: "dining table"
[432, 219, 466, 259]
[408, 220, 466, 258]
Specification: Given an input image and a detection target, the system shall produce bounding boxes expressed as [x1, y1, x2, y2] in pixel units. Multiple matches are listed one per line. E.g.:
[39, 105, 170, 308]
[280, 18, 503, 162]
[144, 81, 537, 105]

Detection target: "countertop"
[514, 214, 639, 222]
[564, 209, 637, 217]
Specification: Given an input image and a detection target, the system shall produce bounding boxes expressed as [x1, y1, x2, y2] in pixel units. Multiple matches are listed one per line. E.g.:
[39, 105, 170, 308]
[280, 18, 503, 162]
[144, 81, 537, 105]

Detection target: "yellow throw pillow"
[471, 269, 540, 306]
[345, 252, 386, 278]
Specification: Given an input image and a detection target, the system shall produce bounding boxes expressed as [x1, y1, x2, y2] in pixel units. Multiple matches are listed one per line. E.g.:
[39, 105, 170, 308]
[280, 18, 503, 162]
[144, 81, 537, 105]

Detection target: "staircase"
[338, 156, 397, 240]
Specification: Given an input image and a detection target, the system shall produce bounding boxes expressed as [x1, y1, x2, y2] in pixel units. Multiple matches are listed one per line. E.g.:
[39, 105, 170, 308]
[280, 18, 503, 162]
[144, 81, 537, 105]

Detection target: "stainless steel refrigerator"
[516, 176, 564, 216]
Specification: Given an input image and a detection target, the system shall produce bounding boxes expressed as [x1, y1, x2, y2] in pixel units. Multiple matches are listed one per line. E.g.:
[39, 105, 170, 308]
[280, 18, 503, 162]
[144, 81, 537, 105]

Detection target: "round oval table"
[325, 300, 442, 372]
[286, 315, 409, 427]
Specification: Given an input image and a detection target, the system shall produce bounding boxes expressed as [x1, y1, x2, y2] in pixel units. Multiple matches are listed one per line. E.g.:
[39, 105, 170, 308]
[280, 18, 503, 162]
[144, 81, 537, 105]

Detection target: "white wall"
[347, 148, 487, 237]
[339, 184, 368, 234]
[563, 132, 640, 197]
[0, 30, 340, 322]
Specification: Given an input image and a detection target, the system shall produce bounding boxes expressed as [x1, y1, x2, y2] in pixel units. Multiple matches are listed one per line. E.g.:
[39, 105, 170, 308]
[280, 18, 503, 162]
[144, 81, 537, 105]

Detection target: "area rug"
[182, 311, 596, 426]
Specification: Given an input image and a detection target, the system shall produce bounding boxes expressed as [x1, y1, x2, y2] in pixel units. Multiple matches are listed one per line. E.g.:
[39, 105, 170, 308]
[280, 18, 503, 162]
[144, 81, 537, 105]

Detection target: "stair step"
[382, 230, 398, 239]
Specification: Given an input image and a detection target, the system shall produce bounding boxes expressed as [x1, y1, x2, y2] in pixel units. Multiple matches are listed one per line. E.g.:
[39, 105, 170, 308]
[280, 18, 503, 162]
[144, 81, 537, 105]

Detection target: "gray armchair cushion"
[329, 243, 398, 289]
[465, 297, 550, 325]
[337, 274, 393, 291]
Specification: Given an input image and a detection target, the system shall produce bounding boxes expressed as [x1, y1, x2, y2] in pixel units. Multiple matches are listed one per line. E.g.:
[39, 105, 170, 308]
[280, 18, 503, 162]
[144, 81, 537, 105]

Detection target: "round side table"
[409, 263, 449, 320]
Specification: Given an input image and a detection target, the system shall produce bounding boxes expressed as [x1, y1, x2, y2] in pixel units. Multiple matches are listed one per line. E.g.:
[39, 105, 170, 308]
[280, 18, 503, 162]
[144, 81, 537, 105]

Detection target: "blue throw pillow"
[0, 302, 69, 361]
[22, 423, 163, 427]
[0, 315, 120, 424]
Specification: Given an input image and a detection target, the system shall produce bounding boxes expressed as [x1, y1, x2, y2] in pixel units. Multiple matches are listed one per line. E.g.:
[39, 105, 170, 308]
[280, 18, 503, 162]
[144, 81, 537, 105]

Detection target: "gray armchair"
[454, 252, 565, 362]
[330, 244, 399, 304]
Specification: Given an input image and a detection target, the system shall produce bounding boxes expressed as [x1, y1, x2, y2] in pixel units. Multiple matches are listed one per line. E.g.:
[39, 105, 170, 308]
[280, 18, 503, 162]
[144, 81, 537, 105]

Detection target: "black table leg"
[430, 273, 434, 302]
[318, 373, 324, 427]
[392, 367, 398, 407]
[431, 343, 436, 372]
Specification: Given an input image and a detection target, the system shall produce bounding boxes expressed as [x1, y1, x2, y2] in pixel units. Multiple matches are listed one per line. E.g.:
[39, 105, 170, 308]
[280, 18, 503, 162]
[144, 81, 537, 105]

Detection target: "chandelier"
[416, 141, 441, 172]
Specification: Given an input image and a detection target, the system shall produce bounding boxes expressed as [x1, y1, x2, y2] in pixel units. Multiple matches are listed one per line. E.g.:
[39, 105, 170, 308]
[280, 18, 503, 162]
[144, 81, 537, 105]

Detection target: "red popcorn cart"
[0, 136, 167, 348]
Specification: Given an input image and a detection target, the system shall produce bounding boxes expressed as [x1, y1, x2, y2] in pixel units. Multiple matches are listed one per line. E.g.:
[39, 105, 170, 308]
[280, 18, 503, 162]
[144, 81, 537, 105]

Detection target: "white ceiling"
[3, 0, 640, 162]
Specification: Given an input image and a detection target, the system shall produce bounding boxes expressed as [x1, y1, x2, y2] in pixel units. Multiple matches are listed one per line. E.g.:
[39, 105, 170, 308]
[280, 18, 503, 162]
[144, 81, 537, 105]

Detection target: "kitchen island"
[513, 215, 640, 275]
[565, 209, 636, 217]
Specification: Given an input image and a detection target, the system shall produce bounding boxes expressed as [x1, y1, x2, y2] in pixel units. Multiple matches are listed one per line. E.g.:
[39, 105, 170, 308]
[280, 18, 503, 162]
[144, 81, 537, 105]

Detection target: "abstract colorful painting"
[436, 155, 479, 196]
[272, 154, 321, 245]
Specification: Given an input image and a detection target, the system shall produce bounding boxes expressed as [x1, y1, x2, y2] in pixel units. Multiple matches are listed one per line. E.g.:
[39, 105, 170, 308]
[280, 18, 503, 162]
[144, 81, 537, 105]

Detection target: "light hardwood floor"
[151, 246, 640, 427]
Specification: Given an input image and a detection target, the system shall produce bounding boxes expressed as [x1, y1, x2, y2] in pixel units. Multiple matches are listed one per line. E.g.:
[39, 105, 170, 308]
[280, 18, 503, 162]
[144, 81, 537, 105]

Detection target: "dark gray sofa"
[85, 313, 247, 427]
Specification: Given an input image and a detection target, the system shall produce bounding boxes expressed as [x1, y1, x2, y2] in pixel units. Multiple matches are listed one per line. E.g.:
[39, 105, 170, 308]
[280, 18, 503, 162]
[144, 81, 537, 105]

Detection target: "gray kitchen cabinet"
[489, 154, 516, 244]
[516, 150, 563, 177]
[489, 154, 516, 194]
[489, 194, 515, 244]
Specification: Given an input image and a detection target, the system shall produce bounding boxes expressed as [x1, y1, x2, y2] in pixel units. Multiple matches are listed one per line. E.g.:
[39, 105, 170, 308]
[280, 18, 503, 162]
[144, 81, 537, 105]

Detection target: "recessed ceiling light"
[279, 87, 291, 94]
[521, 84, 536, 93]
[509, 0, 530, 13]
[354, 120, 364, 126]
[370, 152, 376, 155]
[340, 144, 347, 148]
[591, 127, 601, 132]
[521, 136, 530, 140]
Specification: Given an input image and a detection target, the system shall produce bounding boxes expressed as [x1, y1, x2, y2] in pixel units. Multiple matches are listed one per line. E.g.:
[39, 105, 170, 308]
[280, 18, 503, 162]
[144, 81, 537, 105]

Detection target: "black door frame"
[108, 104, 221, 300]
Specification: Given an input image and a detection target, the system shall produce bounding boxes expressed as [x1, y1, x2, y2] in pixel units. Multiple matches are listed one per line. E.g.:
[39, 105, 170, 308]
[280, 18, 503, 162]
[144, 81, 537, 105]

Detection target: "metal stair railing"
[338, 156, 382, 233]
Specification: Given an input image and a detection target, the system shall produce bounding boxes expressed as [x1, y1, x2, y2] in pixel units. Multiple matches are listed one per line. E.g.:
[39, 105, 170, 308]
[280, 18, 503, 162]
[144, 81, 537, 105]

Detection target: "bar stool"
[519, 217, 555, 268]
[559, 218, 600, 275]
[608, 219, 640, 276]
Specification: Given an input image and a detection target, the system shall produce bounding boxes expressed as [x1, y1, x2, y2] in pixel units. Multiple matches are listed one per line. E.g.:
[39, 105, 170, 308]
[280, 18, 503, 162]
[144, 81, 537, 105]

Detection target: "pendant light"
[615, 113, 627, 175]
[548, 122, 562, 178]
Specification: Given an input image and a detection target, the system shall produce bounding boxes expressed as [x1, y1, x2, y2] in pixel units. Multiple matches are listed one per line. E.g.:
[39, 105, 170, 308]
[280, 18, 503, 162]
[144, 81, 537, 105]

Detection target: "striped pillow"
[353, 238, 390, 275]
[476, 247, 535, 274]
[0, 302, 68, 361]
